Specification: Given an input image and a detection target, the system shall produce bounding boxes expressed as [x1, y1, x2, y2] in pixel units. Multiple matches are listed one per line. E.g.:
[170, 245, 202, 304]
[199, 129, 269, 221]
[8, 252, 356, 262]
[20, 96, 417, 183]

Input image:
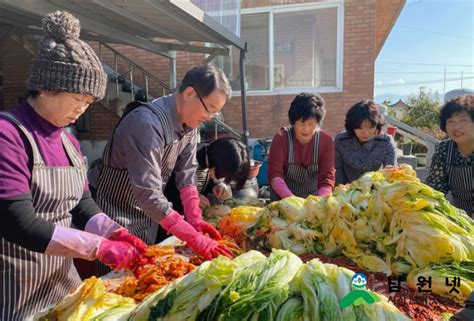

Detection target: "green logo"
[339, 273, 381, 309]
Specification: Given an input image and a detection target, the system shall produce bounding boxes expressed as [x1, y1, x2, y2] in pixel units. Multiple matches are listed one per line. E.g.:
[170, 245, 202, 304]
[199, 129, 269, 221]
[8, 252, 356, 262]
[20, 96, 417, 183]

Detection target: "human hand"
[271, 177, 294, 199]
[191, 219, 222, 240]
[109, 228, 148, 254]
[96, 239, 141, 272]
[85, 212, 122, 238]
[160, 210, 231, 260]
[180, 186, 221, 239]
[317, 186, 332, 197]
[187, 233, 233, 260]
[212, 183, 232, 201]
[199, 194, 211, 209]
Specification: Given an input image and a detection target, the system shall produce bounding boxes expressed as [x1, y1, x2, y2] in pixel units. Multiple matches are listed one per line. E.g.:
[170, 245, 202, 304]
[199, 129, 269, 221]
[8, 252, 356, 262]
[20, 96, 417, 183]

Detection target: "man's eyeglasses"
[194, 88, 219, 118]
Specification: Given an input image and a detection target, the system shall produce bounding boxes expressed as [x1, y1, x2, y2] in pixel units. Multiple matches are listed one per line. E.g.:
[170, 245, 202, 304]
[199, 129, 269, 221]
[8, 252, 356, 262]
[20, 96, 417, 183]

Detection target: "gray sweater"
[334, 132, 397, 184]
[89, 95, 197, 221]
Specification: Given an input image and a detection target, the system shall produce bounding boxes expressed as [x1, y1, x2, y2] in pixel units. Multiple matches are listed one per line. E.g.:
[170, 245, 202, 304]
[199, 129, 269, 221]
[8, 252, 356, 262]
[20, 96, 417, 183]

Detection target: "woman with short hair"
[426, 95, 474, 216]
[267, 93, 335, 200]
[334, 100, 397, 184]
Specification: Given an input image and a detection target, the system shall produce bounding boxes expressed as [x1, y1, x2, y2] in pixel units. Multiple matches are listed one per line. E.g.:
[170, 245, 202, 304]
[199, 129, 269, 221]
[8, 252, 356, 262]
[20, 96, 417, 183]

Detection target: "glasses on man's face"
[194, 88, 219, 118]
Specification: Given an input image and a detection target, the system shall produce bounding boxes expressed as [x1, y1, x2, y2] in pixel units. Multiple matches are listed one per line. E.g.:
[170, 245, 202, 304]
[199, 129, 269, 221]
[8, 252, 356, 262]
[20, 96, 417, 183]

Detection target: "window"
[191, 0, 241, 37]
[216, 2, 343, 95]
[274, 7, 339, 89]
[215, 13, 269, 91]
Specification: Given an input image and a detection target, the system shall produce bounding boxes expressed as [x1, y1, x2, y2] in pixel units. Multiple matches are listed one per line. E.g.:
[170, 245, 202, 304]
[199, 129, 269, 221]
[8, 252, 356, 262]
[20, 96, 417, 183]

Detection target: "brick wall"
[0, 38, 33, 109]
[81, 43, 206, 140]
[0, 0, 378, 141]
[223, 0, 377, 138]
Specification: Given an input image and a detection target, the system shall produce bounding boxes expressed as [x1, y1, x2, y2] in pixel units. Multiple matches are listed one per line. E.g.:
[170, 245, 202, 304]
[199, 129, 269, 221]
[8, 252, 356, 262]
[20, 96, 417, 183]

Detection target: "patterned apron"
[196, 167, 210, 194]
[446, 140, 474, 216]
[0, 112, 85, 320]
[270, 127, 320, 201]
[95, 102, 196, 245]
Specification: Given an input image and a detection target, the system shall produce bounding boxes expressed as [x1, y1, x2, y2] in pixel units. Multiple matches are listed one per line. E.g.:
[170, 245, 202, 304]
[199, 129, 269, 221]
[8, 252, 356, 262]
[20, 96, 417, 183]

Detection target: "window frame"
[233, 1, 344, 96]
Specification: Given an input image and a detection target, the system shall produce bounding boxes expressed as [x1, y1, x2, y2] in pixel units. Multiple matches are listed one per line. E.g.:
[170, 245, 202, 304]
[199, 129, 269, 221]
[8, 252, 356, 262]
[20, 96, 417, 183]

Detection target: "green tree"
[381, 99, 396, 117]
[402, 87, 443, 138]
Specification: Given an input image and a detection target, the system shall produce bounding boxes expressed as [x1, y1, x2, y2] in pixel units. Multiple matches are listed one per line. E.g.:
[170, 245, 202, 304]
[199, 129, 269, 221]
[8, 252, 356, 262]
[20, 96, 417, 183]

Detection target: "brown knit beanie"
[27, 11, 107, 100]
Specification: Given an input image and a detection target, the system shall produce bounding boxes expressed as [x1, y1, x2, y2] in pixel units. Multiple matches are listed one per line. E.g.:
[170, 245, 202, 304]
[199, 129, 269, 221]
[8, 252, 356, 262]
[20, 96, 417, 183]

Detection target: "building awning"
[0, 0, 246, 59]
[0, 0, 251, 145]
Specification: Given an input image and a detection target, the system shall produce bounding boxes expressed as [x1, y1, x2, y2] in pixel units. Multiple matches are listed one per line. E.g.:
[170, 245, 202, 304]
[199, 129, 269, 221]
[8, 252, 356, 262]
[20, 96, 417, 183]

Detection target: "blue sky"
[374, 0, 473, 99]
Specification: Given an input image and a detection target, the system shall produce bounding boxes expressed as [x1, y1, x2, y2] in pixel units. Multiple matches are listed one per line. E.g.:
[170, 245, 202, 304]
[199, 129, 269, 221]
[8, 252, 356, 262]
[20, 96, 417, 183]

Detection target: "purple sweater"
[0, 101, 87, 199]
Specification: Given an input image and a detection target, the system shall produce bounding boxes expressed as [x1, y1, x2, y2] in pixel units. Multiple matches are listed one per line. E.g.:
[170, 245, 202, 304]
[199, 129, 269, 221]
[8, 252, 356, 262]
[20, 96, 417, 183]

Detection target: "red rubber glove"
[85, 213, 148, 254]
[180, 185, 222, 240]
[97, 239, 141, 272]
[160, 210, 233, 260]
[192, 220, 222, 241]
[109, 228, 148, 254]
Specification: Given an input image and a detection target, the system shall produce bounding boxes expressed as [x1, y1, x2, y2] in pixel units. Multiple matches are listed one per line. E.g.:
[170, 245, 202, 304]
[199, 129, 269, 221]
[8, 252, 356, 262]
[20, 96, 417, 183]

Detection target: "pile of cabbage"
[214, 165, 474, 303]
[37, 250, 409, 320]
[130, 250, 409, 321]
[36, 277, 136, 320]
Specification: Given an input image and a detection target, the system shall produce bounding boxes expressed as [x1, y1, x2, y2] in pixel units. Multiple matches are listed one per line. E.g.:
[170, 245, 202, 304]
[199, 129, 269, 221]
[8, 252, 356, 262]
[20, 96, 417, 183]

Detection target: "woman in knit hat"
[0, 11, 148, 320]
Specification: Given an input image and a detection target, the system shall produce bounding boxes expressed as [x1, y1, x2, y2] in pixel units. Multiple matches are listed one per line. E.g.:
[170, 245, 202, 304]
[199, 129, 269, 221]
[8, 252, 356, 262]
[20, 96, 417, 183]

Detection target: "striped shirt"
[334, 132, 397, 184]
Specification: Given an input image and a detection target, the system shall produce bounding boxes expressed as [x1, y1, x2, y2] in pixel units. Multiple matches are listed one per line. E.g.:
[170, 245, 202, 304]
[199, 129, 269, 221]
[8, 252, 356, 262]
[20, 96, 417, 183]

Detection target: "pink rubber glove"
[45, 226, 140, 271]
[97, 239, 141, 272]
[85, 212, 122, 237]
[85, 212, 148, 254]
[271, 177, 294, 199]
[109, 229, 148, 254]
[45, 226, 103, 260]
[180, 185, 222, 240]
[160, 210, 233, 260]
[317, 186, 332, 197]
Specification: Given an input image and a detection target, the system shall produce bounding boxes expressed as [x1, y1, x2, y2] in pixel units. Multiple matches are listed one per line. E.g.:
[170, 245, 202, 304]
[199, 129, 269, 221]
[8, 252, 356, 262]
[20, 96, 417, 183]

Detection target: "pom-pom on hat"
[27, 11, 107, 100]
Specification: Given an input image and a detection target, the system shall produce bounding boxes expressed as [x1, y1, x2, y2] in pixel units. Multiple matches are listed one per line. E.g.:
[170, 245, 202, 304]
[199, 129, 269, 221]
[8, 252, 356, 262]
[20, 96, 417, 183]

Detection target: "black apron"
[270, 127, 320, 201]
[0, 112, 85, 320]
[446, 140, 474, 216]
[95, 103, 196, 245]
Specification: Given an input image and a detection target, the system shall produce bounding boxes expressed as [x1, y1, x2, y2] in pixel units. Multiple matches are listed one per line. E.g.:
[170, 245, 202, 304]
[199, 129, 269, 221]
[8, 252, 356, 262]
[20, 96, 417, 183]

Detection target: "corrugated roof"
[0, 0, 245, 58]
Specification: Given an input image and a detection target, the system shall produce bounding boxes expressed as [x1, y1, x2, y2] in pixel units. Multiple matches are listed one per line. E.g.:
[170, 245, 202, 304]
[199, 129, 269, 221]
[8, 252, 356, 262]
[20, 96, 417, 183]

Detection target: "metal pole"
[239, 42, 249, 147]
[115, 54, 119, 98]
[130, 65, 134, 102]
[145, 76, 149, 101]
[461, 70, 463, 88]
[169, 56, 177, 93]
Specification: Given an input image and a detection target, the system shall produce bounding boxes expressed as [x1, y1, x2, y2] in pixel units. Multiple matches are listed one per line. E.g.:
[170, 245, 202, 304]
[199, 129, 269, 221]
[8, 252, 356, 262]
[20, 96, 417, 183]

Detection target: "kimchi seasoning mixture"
[112, 245, 195, 301]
